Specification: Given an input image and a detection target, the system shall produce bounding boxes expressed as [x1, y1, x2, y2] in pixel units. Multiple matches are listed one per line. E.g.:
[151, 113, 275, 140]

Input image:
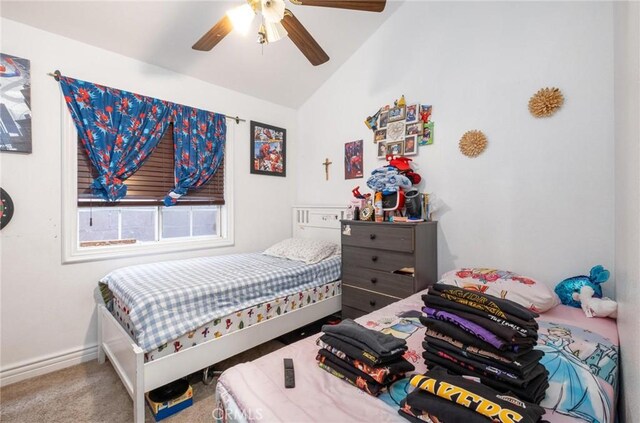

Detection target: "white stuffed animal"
[578, 285, 618, 318]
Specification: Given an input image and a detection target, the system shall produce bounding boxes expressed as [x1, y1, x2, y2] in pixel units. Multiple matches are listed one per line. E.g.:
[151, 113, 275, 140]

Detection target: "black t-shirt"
[429, 284, 539, 321]
[420, 317, 534, 359]
[423, 293, 538, 332]
[423, 354, 549, 404]
[402, 393, 490, 423]
[409, 366, 547, 422]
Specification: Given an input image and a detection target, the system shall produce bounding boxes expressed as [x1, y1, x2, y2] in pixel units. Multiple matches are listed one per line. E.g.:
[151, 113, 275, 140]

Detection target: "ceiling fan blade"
[289, 0, 386, 13]
[282, 10, 329, 66]
[192, 15, 233, 51]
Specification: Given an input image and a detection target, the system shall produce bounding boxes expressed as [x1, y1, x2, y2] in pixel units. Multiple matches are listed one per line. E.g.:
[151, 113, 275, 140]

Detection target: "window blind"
[77, 124, 225, 206]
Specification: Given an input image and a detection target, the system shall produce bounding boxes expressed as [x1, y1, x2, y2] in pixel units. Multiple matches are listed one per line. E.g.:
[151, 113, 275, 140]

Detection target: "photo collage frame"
[370, 99, 434, 160]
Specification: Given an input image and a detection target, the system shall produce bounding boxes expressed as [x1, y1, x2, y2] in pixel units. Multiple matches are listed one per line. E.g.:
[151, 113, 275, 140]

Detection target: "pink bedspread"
[216, 291, 618, 423]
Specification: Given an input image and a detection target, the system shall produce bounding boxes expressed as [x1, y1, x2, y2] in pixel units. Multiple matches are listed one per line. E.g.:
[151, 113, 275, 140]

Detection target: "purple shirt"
[423, 306, 513, 351]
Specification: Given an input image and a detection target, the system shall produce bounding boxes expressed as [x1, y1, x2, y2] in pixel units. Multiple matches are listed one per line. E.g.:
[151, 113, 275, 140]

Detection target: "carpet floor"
[0, 340, 285, 423]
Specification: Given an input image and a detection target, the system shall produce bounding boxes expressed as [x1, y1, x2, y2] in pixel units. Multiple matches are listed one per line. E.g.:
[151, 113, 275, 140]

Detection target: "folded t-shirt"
[319, 333, 405, 366]
[429, 284, 539, 321]
[316, 337, 414, 383]
[410, 366, 547, 422]
[322, 318, 407, 354]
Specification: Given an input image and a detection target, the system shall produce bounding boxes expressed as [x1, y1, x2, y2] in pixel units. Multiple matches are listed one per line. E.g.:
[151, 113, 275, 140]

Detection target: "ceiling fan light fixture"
[226, 3, 256, 36]
[261, 0, 286, 23]
[264, 21, 288, 43]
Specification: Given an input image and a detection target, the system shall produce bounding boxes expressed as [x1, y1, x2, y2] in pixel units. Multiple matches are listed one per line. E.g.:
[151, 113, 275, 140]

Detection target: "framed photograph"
[344, 140, 363, 179]
[374, 128, 387, 143]
[250, 121, 286, 177]
[405, 103, 419, 123]
[388, 105, 406, 122]
[0, 53, 32, 153]
[385, 140, 404, 156]
[386, 120, 406, 141]
[377, 141, 387, 159]
[405, 122, 421, 136]
[404, 135, 417, 156]
[379, 111, 389, 129]
[419, 121, 434, 146]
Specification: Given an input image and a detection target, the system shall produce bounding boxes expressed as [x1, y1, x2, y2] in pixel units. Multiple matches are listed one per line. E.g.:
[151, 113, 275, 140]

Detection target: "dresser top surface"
[340, 220, 437, 227]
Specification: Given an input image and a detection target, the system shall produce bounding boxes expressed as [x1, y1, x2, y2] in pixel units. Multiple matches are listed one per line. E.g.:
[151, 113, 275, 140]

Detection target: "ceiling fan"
[192, 0, 387, 66]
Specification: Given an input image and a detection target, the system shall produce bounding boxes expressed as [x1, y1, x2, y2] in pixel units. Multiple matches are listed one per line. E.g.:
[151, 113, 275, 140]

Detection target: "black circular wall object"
[0, 188, 14, 230]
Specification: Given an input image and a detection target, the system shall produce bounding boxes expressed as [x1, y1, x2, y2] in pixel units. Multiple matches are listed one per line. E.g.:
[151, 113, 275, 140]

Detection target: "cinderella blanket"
[216, 291, 618, 423]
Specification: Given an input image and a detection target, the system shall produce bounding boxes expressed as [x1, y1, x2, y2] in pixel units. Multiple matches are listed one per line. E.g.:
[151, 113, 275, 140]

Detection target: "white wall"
[0, 19, 297, 383]
[613, 1, 640, 420]
[296, 1, 615, 292]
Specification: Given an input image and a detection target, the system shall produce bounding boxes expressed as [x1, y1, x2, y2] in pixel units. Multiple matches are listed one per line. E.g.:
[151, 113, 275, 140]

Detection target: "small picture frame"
[377, 141, 387, 159]
[374, 128, 387, 143]
[388, 105, 406, 122]
[379, 111, 389, 129]
[405, 122, 421, 136]
[404, 135, 417, 156]
[405, 104, 419, 123]
[385, 140, 404, 156]
[419, 121, 434, 146]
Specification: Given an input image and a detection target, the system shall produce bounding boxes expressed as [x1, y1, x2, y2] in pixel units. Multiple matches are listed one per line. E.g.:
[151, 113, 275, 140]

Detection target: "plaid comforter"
[102, 253, 341, 352]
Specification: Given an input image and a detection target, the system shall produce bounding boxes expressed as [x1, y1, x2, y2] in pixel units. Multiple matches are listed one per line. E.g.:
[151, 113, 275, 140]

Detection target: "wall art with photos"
[365, 96, 434, 160]
[0, 53, 32, 153]
[250, 121, 286, 177]
[344, 140, 363, 180]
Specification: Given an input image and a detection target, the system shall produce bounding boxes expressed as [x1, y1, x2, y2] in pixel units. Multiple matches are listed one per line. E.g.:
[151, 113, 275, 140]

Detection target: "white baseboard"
[0, 345, 98, 387]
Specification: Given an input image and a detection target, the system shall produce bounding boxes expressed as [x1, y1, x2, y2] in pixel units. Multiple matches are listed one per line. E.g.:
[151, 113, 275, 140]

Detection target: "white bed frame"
[97, 205, 346, 422]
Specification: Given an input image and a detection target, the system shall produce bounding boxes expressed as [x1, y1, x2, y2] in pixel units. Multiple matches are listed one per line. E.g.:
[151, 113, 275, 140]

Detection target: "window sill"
[62, 236, 234, 264]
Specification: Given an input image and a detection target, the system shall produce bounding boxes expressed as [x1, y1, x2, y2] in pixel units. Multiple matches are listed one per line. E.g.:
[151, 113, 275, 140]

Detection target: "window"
[76, 124, 225, 248]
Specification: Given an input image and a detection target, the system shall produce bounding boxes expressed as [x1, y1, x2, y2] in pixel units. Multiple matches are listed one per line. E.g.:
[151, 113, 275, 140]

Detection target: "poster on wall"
[0, 53, 32, 153]
[250, 121, 286, 177]
[344, 139, 363, 180]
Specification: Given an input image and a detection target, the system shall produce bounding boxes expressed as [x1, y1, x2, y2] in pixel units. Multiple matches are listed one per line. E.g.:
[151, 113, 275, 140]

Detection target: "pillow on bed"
[263, 238, 340, 264]
[438, 268, 559, 312]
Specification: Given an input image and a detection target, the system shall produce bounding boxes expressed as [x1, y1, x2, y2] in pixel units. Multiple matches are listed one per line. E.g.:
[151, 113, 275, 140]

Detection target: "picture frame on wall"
[419, 121, 434, 146]
[405, 122, 421, 136]
[374, 128, 387, 143]
[377, 141, 387, 159]
[344, 140, 364, 179]
[388, 105, 406, 122]
[379, 111, 389, 129]
[404, 135, 417, 156]
[250, 121, 286, 177]
[406, 104, 419, 123]
[386, 140, 404, 156]
[0, 53, 32, 154]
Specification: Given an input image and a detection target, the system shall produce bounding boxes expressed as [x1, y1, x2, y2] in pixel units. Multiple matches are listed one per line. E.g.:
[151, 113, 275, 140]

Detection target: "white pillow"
[438, 268, 559, 313]
[263, 238, 339, 264]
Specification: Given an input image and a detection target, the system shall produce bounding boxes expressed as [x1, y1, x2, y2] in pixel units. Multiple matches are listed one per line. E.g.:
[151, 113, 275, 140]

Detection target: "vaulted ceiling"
[1, 1, 402, 108]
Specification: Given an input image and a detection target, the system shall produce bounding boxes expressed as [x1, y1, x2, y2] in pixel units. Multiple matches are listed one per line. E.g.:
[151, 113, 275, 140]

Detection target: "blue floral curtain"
[60, 76, 172, 201]
[163, 105, 226, 206]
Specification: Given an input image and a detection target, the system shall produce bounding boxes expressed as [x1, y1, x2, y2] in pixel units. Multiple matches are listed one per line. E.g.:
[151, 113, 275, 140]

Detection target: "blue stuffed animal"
[554, 265, 610, 308]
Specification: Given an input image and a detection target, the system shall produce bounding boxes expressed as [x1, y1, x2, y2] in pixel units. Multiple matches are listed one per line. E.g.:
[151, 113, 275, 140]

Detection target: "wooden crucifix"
[322, 158, 332, 181]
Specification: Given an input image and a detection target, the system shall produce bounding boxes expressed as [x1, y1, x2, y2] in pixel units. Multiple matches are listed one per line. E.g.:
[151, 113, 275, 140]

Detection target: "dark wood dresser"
[340, 220, 437, 319]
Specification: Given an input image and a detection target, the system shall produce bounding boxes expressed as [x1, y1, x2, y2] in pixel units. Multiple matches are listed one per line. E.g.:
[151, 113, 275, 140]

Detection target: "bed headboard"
[293, 205, 348, 245]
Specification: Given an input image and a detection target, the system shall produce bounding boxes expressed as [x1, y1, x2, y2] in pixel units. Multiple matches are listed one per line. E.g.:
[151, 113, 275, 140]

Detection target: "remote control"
[284, 358, 295, 388]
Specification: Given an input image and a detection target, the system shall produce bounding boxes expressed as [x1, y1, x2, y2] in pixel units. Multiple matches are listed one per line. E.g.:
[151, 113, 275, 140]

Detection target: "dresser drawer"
[342, 267, 414, 298]
[342, 223, 414, 252]
[342, 285, 399, 313]
[342, 245, 414, 272]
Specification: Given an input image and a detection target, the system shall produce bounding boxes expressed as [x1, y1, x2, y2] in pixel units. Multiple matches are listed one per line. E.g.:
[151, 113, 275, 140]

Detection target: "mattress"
[112, 280, 342, 362]
[215, 290, 619, 423]
[102, 252, 342, 352]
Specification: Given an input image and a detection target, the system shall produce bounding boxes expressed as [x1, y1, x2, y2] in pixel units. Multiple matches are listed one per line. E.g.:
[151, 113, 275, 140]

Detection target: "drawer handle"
[370, 277, 377, 284]
[369, 233, 377, 240]
[369, 300, 376, 307]
[371, 255, 378, 262]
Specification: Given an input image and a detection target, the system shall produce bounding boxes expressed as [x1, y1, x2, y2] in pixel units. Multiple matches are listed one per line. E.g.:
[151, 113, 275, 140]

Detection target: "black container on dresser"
[340, 220, 437, 319]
